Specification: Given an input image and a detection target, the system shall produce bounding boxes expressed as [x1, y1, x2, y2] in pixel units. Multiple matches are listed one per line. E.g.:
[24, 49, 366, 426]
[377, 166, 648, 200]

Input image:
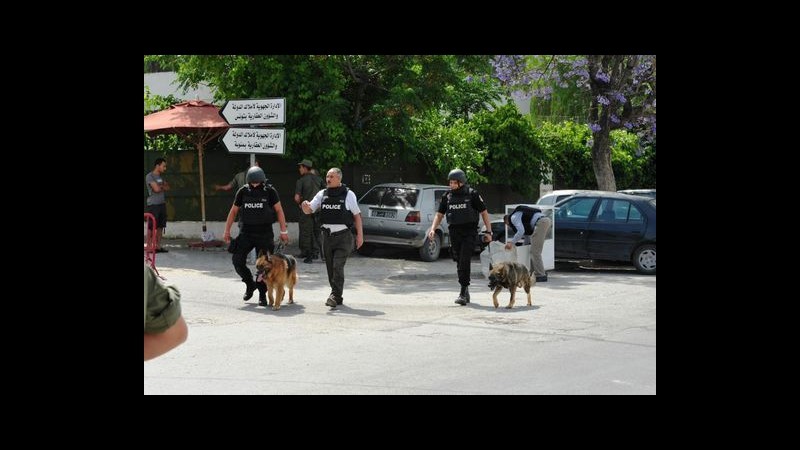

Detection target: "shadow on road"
[467, 303, 541, 312]
[239, 302, 307, 317]
[325, 304, 385, 317]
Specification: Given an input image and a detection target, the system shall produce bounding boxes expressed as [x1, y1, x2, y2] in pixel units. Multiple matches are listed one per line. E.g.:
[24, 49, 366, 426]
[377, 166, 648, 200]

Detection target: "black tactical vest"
[240, 184, 276, 225]
[507, 205, 541, 235]
[446, 187, 479, 225]
[320, 186, 354, 226]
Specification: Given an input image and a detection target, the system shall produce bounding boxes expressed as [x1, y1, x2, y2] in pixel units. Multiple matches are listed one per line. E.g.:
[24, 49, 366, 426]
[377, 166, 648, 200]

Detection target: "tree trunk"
[591, 130, 617, 191]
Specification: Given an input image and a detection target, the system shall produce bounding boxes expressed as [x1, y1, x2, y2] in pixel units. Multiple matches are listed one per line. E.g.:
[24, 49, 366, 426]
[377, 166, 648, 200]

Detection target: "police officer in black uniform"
[223, 166, 290, 306]
[428, 169, 493, 305]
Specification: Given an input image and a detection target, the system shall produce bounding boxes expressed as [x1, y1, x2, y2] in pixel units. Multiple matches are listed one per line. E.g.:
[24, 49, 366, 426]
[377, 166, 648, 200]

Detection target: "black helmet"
[246, 166, 266, 183]
[448, 169, 466, 183]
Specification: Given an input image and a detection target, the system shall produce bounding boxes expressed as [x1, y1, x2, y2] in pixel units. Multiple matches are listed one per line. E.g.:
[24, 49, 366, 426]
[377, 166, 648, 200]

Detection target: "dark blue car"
[553, 192, 656, 274]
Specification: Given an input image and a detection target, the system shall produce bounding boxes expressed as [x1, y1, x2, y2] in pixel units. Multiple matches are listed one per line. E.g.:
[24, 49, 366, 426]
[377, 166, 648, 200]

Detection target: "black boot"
[243, 281, 257, 301]
[455, 285, 469, 305]
[257, 284, 268, 306]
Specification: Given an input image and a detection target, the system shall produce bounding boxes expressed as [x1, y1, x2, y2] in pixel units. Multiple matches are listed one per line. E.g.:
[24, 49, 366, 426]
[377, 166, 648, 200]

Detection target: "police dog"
[255, 251, 297, 311]
[487, 262, 534, 309]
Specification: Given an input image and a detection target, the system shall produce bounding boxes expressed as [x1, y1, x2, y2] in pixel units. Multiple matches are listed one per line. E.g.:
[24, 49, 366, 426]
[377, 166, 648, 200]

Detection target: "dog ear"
[500, 264, 509, 279]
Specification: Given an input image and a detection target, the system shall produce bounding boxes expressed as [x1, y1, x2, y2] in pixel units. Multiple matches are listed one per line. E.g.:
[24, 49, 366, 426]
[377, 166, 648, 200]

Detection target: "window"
[596, 199, 617, 222]
[359, 187, 389, 205]
[434, 189, 447, 208]
[382, 188, 418, 207]
[627, 203, 644, 223]
[595, 199, 644, 223]
[557, 198, 596, 222]
[359, 187, 419, 208]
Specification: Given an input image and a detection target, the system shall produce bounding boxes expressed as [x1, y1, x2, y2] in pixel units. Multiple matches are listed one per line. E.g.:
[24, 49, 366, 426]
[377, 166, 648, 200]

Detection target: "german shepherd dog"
[255, 251, 297, 311]
[487, 262, 534, 309]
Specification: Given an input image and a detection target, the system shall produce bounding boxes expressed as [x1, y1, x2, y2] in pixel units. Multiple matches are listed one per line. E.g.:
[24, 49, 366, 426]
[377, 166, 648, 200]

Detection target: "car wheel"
[633, 244, 656, 275]
[419, 234, 441, 262]
[357, 243, 376, 256]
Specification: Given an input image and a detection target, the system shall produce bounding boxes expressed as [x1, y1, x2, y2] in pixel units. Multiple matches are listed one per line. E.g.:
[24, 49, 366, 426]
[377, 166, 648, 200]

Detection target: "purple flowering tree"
[493, 55, 656, 190]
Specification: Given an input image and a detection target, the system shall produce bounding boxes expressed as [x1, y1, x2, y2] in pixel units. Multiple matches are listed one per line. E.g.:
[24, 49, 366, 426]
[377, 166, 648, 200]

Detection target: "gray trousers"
[529, 216, 552, 277]
[321, 229, 354, 299]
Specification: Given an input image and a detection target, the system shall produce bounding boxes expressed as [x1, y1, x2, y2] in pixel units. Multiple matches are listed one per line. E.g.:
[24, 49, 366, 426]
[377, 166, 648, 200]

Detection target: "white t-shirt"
[308, 187, 361, 233]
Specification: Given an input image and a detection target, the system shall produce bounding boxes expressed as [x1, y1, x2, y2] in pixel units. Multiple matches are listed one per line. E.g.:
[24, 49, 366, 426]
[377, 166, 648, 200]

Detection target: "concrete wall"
[144, 72, 214, 102]
[146, 220, 299, 240]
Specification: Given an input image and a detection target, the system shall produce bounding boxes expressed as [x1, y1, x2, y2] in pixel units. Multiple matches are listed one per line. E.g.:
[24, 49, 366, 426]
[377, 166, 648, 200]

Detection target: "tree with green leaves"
[534, 121, 655, 190]
[493, 55, 656, 191]
[143, 87, 183, 153]
[471, 104, 543, 198]
[407, 109, 486, 184]
[144, 55, 502, 178]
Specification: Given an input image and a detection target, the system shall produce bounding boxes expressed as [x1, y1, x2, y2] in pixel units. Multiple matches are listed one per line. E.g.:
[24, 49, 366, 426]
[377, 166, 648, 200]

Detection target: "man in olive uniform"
[214, 160, 254, 194]
[223, 167, 290, 306]
[294, 159, 324, 263]
[428, 169, 493, 305]
[144, 264, 187, 361]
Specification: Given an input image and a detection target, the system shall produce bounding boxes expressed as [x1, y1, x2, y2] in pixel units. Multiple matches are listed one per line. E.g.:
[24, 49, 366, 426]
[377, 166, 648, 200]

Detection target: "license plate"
[373, 210, 396, 218]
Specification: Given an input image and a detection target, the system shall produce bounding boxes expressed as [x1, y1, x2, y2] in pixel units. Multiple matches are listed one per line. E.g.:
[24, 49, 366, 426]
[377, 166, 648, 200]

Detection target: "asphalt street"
[144, 242, 656, 395]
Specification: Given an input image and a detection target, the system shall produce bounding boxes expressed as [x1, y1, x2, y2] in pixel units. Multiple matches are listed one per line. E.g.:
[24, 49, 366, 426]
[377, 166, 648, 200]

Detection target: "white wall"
[509, 90, 531, 115]
[145, 221, 299, 241]
[144, 72, 214, 103]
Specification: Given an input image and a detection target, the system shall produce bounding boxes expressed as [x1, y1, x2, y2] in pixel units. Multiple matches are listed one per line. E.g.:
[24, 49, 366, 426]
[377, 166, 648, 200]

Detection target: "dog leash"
[274, 241, 286, 255]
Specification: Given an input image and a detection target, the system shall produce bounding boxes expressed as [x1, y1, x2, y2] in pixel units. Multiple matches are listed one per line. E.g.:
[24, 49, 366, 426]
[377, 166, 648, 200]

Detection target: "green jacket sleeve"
[144, 265, 182, 334]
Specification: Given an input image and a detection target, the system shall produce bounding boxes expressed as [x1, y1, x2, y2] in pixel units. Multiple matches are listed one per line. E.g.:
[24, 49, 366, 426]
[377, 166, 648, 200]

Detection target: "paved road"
[144, 243, 656, 395]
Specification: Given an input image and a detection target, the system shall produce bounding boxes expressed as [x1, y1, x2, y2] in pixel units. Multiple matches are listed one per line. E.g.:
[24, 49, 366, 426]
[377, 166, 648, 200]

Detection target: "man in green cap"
[294, 159, 324, 263]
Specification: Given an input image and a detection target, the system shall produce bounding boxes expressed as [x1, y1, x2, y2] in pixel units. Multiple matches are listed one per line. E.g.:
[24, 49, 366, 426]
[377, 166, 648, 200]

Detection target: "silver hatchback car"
[357, 183, 452, 261]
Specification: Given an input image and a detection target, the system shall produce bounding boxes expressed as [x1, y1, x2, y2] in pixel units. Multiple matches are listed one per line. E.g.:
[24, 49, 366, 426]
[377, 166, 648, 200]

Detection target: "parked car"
[553, 192, 656, 274]
[536, 189, 584, 206]
[357, 183, 452, 261]
[617, 189, 656, 199]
